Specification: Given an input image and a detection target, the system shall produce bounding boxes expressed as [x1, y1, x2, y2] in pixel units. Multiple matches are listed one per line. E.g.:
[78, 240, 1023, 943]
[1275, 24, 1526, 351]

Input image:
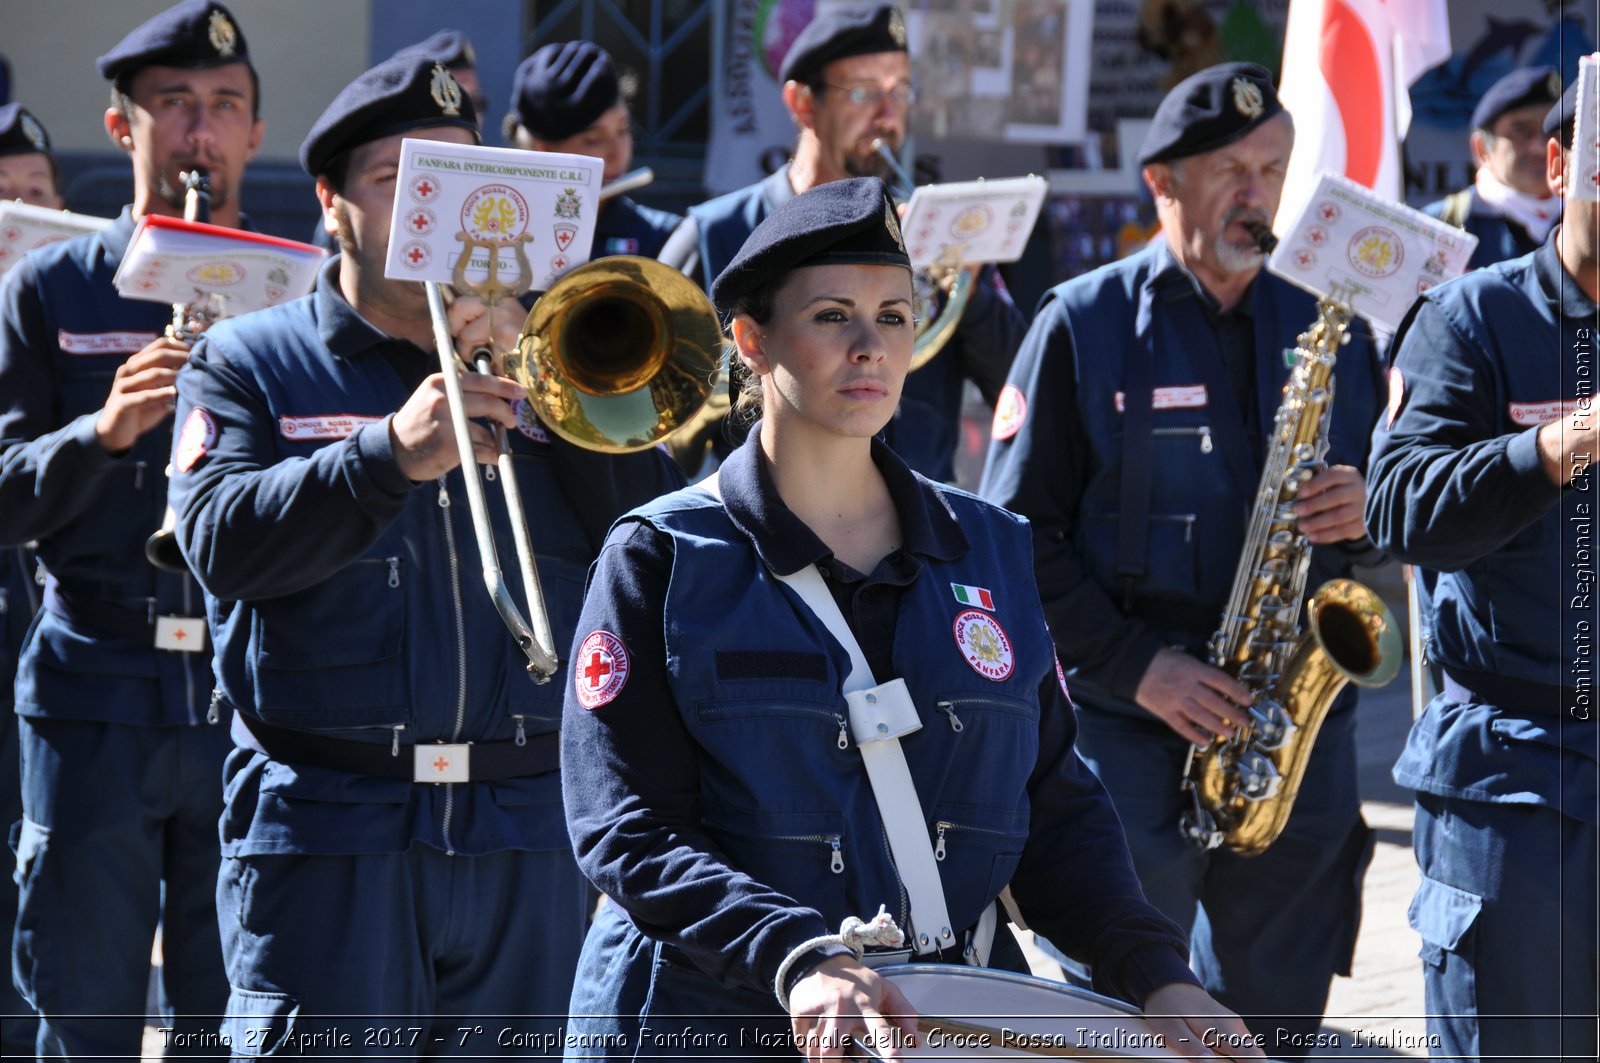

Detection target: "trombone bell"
[509, 256, 721, 453]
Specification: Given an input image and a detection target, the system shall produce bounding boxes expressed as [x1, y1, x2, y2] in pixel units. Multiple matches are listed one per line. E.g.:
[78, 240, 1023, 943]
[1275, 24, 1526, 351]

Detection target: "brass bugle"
[599, 167, 653, 202]
[146, 168, 213, 574]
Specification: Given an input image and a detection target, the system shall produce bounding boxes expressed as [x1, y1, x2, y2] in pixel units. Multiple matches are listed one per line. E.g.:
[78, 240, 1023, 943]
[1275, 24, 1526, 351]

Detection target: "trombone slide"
[424, 281, 560, 681]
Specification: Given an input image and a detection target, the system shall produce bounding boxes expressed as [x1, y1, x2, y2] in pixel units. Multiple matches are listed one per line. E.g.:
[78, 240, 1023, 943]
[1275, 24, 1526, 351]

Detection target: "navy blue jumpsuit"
[0, 209, 230, 1058]
[1365, 233, 1598, 1062]
[170, 257, 684, 1054]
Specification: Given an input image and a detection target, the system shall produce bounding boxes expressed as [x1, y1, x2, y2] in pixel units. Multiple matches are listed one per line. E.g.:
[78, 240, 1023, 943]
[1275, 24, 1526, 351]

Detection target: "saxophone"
[1178, 287, 1402, 855]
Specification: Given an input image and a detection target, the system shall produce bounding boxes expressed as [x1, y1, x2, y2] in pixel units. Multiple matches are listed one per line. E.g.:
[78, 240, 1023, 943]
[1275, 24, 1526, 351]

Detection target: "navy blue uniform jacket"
[979, 242, 1385, 712]
[0, 209, 210, 725]
[171, 259, 684, 856]
[1366, 233, 1597, 815]
[561, 432, 1197, 1007]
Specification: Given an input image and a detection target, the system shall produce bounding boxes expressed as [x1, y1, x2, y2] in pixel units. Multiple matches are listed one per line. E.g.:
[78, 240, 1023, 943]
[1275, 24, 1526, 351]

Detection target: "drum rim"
[874, 963, 1146, 1018]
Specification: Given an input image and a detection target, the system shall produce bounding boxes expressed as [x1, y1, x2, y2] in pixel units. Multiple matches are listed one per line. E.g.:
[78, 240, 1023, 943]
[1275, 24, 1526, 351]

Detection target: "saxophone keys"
[1235, 751, 1283, 801]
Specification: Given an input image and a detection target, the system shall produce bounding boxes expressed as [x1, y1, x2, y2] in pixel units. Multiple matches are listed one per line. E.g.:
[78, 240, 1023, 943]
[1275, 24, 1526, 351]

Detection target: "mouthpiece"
[1244, 221, 1278, 254]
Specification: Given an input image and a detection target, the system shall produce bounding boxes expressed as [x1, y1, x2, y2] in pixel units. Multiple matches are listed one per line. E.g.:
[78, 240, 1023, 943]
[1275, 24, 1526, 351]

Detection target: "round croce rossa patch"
[574, 631, 630, 709]
[953, 609, 1014, 681]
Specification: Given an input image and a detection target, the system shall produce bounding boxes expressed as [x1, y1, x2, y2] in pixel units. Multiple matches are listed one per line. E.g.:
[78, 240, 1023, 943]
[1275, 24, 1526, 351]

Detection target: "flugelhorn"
[146, 168, 214, 574]
[871, 138, 975, 370]
[426, 249, 719, 680]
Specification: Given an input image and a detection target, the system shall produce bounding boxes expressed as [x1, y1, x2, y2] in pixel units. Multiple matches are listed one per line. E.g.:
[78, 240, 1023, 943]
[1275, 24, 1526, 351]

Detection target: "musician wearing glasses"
[0, 3, 262, 1054]
[979, 64, 1385, 1057]
[166, 54, 683, 1044]
[660, 5, 1024, 483]
[1365, 83, 1599, 1062]
[562, 176, 1263, 1062]
[1423, 66, 1565, 272]
[506, 41, 682, 260]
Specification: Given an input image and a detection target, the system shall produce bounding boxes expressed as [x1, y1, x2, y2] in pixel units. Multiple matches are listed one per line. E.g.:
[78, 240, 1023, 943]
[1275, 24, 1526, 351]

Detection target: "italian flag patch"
[951, 583, 995, 611]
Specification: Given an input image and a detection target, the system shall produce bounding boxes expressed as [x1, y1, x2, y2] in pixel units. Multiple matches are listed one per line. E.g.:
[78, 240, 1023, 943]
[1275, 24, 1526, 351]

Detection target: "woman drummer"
[560, 177, 1263, 1062]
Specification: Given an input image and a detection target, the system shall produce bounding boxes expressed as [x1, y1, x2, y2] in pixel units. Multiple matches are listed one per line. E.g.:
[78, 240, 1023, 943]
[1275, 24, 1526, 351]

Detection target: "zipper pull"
[391, 724, 406, 757]
[386, 557, 401, 588]
[436, 478, 450, 508]
[938, 701, 964, 733]
[207, 688, 222, 725]
[1182, 515, 1195, 543]
[146, 598, 157, 624]
[513, 715, 527, 747]
[1198, 426, 1213, 454]
[834, 714, 849, 750]
[133, 461, 147, 490]
[829, 836, 844, 874]
[935, 823, 948, 861]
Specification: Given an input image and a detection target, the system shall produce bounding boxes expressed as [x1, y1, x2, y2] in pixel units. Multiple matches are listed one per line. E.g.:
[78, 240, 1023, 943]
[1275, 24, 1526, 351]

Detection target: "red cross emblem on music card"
[575, 631, 629, 709]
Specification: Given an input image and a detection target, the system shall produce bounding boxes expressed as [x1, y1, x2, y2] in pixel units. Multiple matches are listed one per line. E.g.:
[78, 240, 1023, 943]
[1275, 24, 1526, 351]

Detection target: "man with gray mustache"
[979, 63, 1386, 1059]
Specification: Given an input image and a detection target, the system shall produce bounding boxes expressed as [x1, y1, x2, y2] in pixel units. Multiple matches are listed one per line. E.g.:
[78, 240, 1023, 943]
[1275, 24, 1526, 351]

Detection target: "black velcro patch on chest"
[715, 650, 828, 683]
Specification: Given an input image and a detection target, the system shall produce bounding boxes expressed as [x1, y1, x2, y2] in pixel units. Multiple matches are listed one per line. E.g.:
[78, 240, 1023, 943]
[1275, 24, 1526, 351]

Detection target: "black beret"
[711, 177, 910, 313]
[0, 104, 51, 159]
[779, 5, 908, 85]
[1139, 62, 1284, 167]
[300, 54, 479, 177]
[510, 42, 620, 142]
[97, 1, 250, 82]
[1473, 66, 1562, 132]
[391, 30, 477, 71]
[1544, 79, 1581, 143]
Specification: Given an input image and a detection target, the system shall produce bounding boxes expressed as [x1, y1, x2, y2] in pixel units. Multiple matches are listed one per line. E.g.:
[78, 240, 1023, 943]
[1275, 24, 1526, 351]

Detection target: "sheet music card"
[901, 175, 1047, 269]
[0, 202, 112, 278]
[1268, 172, 1478, 331]
[383, 140, 605, 292]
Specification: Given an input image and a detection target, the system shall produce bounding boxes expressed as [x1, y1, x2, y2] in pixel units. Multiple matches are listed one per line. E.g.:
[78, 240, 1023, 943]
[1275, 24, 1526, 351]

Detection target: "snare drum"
[858, 964, 1180, 1060]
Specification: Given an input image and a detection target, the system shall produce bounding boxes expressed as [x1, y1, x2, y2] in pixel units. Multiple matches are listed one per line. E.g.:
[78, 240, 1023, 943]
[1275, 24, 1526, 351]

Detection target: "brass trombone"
[871, 139, 975, 370]
[425, 252, 720, 681]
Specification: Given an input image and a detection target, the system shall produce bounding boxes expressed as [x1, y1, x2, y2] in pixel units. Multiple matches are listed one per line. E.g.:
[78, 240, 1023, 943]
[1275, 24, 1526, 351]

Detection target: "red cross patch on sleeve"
[174, 408, 217, 473]
[575, 631, 630, 709]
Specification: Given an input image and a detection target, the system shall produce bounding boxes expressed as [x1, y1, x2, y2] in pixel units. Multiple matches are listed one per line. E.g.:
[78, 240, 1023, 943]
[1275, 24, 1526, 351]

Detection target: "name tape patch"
[1114, 384, 1208, 413]
[279, 414, 384, 441]
[58, 330, 158, 356]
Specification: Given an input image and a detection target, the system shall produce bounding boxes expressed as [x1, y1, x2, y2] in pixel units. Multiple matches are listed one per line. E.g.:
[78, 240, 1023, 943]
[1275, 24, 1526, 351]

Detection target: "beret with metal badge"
[97, 0, 250, 83]
[1138, 61, 1284, 167]
[0, 104, 52, 159]
[779, 5, 908, 86]
[301, 54, 479, 177]
[1473, 66, 1563, 133]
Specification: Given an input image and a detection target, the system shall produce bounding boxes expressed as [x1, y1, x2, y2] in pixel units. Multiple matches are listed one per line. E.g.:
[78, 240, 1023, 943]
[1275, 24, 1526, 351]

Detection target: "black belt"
[44, 583, 158, 643]
[1441, 667, 1578, 717]
[233, 711, 559, 782]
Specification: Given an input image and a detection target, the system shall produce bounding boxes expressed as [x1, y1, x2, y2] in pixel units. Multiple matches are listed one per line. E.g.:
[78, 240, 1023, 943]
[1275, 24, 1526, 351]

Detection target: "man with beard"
[660, 4, 1023, 481]
[979, 63, 1385, 1059]
[0, 2, 260, 1056]
[166, 52, 683, 1042]
[1424, 66, 1565, 271]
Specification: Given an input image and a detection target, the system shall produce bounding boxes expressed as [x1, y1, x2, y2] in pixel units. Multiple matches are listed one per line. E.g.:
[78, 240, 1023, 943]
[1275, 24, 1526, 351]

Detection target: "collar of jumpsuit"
[716, 423, 968, 577]
[1533, 223, 1599, 319]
